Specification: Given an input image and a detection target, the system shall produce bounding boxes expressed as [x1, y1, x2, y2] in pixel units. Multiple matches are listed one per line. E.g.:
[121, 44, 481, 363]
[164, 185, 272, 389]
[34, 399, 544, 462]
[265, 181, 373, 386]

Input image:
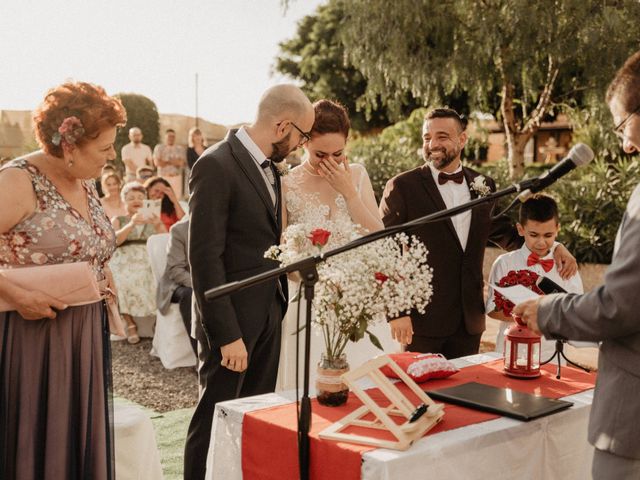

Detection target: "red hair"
[33, 81, 126, 157]
[310, 99, 350, 139]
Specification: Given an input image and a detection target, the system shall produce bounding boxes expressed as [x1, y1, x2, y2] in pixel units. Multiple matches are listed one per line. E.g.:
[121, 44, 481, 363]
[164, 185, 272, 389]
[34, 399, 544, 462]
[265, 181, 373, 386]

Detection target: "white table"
[206, 353, 594, 480]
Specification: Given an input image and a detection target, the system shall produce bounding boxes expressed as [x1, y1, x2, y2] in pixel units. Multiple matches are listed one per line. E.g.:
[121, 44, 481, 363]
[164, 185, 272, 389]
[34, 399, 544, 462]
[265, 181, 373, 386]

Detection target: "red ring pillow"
[381, 352, 459, 383]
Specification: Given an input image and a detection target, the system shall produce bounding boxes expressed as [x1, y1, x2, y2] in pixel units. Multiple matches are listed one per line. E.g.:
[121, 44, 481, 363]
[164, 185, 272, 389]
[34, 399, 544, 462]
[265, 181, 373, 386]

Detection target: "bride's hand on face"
[318, 156, 357, 200]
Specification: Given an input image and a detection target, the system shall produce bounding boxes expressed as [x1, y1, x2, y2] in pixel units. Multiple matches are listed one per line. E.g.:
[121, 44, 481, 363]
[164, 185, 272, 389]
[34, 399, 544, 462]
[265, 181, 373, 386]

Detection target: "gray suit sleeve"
[166, 223, 192, 288]
[538, 186, 640, 341]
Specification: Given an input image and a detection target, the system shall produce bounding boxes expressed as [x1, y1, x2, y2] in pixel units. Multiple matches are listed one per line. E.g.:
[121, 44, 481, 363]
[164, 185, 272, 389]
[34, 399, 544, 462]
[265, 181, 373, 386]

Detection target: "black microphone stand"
[541, 341, 590, 380]
[204, 178, 537, 480]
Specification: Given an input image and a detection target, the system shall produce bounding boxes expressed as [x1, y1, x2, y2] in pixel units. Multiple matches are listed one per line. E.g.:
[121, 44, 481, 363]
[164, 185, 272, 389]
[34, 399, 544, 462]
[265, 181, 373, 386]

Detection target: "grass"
[150, 407, 194, 479]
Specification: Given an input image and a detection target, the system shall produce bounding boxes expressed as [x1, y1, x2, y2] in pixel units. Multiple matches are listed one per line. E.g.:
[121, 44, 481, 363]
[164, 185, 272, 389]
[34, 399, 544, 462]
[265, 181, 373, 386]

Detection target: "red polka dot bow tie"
[527, 253, 554, 272]
[437, 171, 465, 185]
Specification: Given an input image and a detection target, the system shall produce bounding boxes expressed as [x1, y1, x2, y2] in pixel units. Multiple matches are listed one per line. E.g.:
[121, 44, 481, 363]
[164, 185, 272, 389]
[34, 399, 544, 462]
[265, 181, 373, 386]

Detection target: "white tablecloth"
[206, 353, 594, 480]
[114, 403, 164, 480]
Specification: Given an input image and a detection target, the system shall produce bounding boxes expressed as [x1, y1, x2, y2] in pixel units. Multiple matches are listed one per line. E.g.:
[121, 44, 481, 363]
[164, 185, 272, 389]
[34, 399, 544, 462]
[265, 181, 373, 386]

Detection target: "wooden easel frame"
[318, 355, 444, 450]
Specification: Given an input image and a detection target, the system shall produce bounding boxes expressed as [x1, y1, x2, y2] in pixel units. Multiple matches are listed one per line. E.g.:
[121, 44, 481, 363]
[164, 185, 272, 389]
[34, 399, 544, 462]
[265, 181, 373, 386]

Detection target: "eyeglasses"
[614, 105, 640, 140]
[282, 121, 311, 146]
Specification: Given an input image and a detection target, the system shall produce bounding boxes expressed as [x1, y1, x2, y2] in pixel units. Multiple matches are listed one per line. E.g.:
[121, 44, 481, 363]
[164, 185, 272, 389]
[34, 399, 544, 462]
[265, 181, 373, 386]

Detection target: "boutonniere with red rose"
[493, 269, 544, 316]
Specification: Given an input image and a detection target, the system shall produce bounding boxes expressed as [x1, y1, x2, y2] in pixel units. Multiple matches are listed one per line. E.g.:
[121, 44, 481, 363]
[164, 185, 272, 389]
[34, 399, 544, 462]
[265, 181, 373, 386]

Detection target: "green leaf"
[367, 331, 384, 351]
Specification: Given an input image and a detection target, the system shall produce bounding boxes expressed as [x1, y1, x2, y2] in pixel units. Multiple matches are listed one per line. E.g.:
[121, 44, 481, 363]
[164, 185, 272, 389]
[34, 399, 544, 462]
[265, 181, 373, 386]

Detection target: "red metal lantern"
[504, 319, 541, 378]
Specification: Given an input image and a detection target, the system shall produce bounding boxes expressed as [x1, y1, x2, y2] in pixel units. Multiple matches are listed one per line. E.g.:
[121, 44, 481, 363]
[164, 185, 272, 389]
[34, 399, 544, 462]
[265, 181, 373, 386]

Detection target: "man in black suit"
[379, 108, 577, 359]
[184, 84, 315, 480]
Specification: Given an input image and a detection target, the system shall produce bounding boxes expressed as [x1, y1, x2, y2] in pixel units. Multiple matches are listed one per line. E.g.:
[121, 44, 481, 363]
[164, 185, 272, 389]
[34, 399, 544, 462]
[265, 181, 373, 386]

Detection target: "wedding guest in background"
[153, 128, 186, 199]
[121, 126, 153, 182]
[186, 127, 207, 197]
[99, 171, 127, 219]
[184, 84, 314, 480]
[379, 108, 577, 359]
[187, 127, 207, 169]
[135, 165, 155, 184]
[156, 216, 197, 354]
[144, 176, 186, 230]
[110, 182, 166, 344]
[96, 162, 118, 197]
[514, 50, 640, 479]
[0, 81, 126, 479]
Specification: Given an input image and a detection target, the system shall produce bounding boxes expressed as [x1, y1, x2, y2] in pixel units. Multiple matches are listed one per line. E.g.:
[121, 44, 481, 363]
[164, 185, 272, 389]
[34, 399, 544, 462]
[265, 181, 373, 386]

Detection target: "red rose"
[308, 228, 331, 247]
[375, 272, 389, 283]
[496, 269, 544, 316]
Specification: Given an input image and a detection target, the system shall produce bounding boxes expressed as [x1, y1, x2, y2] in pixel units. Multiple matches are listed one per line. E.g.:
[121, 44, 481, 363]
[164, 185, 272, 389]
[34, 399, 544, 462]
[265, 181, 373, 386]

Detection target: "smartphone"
[140, 199, 161, 219]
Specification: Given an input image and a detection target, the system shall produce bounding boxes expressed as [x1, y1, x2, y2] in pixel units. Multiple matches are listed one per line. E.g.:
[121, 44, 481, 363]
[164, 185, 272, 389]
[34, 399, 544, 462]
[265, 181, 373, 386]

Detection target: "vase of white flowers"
[316, 352, 350, 406]
[266, 218, 434, 406]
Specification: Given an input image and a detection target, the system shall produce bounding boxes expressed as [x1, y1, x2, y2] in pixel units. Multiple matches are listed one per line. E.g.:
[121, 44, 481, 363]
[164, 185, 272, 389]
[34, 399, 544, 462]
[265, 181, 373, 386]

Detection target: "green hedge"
[475, 158, 640, 264]
[348, 108, 426, 200]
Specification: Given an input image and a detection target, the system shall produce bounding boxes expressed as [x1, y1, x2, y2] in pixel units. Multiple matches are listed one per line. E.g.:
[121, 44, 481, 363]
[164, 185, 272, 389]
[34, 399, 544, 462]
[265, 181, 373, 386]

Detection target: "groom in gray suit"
[184, 85, 315, 480]
[514, 51, 640, 479]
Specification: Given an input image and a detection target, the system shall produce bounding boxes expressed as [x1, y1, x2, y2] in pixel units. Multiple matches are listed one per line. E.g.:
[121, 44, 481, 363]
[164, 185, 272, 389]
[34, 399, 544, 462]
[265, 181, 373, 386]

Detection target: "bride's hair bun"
[311, 99, 350, 139]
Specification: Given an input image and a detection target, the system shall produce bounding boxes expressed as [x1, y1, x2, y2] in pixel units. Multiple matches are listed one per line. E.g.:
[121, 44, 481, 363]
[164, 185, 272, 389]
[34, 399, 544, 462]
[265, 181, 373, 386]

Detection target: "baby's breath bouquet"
[266, 219, 433, 362]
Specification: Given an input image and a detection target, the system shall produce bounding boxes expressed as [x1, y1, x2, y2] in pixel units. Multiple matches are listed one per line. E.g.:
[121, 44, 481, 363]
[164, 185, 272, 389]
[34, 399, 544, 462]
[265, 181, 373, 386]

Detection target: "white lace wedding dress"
[275, 163, 399, 392]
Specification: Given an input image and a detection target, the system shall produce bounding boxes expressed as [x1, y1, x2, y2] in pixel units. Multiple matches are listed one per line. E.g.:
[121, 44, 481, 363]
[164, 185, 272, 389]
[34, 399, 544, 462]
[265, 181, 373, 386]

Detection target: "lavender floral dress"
[0, 158, 116, 480]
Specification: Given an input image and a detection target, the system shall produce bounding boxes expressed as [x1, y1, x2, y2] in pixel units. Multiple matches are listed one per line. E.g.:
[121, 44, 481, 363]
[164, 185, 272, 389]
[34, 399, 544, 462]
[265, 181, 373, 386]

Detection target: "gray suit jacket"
[157, 218, 191, 315]
[538, 183, 640, 460]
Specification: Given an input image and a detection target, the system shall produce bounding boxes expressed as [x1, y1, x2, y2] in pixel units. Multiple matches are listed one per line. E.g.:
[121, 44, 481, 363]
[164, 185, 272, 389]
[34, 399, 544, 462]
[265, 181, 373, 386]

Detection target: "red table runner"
[242, 360, 596, 480]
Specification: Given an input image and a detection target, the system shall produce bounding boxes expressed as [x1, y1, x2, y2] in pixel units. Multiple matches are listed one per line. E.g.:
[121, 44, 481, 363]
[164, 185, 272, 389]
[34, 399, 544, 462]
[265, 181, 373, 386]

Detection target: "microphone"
[535, 275, 567, 294]
[517, 143, 594, 202]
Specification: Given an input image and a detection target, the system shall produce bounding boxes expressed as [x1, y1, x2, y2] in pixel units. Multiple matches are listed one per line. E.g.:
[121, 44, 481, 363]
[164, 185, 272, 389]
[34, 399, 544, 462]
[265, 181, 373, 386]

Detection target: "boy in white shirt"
[486, 194, 583, 357]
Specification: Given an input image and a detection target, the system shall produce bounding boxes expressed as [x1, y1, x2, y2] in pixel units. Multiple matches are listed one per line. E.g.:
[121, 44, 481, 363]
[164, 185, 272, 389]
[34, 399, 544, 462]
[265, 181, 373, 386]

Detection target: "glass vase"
[316, 353, 350, 407]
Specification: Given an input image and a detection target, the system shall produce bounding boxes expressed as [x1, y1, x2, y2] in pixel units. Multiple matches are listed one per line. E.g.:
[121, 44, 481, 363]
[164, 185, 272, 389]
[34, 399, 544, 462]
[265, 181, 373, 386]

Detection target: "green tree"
[340, 0, 640, 178]
[275, 1, 419, 132]
[348, 108, 426, 198]
[113, 93, 160, 169]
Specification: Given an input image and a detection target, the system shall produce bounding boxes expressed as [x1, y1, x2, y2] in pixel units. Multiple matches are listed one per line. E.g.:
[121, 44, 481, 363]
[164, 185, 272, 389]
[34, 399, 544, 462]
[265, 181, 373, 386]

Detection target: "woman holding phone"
[144, 176, 185, 230]
[110, 182, 166, 343]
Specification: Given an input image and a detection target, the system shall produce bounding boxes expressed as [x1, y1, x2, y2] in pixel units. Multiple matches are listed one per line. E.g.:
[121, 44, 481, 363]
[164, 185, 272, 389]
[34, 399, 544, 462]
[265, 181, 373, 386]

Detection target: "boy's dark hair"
[519, 194, 559, 225]
[424, 108, 468, 131]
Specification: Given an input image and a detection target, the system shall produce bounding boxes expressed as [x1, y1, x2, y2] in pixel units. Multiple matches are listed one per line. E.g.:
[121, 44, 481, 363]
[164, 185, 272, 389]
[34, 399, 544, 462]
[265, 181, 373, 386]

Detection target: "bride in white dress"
[276, 99, 400, 391]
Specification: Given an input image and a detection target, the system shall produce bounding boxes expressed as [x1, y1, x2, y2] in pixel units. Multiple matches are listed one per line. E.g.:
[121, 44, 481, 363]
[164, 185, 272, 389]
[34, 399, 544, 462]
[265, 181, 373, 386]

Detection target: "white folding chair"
[146, 234, 197, 369]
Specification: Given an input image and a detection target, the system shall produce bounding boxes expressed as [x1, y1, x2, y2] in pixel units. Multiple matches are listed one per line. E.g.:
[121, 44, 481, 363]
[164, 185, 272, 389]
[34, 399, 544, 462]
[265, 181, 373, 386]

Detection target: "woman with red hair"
[0, 81, 126, 479]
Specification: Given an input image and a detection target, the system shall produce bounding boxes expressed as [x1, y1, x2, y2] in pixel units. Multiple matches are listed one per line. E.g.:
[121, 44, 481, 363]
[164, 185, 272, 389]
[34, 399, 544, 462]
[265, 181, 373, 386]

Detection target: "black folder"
[426, 382, 573, 421]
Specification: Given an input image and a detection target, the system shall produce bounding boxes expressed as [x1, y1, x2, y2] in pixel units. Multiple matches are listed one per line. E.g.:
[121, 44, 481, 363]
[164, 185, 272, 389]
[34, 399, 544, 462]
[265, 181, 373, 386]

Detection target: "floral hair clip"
[52, 116, 85, 146]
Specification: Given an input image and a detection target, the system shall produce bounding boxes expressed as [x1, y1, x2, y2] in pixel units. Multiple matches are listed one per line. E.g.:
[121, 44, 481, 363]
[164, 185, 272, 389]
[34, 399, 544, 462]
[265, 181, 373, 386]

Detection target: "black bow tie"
[438, 170, 464, 185]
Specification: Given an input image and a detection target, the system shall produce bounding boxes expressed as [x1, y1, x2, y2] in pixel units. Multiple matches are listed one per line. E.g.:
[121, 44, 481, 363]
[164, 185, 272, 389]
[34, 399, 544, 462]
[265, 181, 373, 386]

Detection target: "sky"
[0, 0, 324, 126]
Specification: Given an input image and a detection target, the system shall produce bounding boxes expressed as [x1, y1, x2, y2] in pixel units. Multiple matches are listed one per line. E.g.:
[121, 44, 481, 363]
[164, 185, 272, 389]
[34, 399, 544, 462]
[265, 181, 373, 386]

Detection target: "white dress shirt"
[486, 243, 585, 355]
[235, 127, 276, 205]
[428, 163, 471, 250]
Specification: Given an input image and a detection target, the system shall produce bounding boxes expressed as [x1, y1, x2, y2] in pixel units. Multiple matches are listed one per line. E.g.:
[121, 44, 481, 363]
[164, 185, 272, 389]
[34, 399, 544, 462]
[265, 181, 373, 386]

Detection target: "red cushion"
[381, 352, 459, 383]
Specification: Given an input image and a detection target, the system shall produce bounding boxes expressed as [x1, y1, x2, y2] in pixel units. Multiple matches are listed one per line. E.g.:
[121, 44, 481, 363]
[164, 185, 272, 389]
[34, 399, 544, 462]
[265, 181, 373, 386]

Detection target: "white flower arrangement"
[265, 220, 434, 361]
[470, 175, 491, 197]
